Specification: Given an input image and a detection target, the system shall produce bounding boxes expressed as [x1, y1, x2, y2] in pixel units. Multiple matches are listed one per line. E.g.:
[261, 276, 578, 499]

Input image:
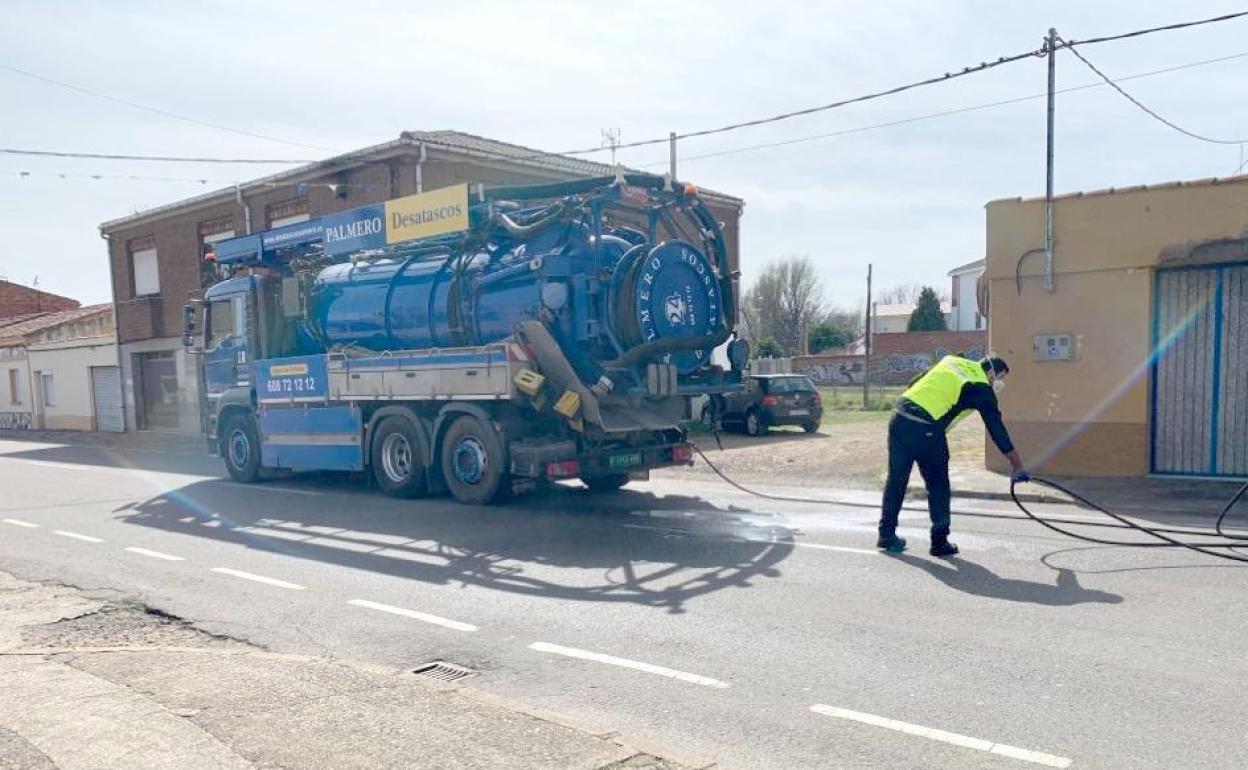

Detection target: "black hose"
[691, 443, 1248, 564]
[1011, 477, 1248, 563]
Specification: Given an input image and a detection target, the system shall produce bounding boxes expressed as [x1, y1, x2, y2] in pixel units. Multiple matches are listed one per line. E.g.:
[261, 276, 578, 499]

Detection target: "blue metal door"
[1151, 264, 1247, 477]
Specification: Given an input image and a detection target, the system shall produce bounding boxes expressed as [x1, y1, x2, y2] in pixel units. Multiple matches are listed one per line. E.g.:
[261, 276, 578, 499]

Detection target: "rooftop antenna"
[601, 128, 621, 166]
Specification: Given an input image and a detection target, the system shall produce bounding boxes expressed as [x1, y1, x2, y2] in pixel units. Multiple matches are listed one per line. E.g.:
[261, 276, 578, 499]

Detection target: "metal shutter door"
[1152, 269, 1218, 475]
[91, 366, 124, 433]
[1217, 266, 1248, 476]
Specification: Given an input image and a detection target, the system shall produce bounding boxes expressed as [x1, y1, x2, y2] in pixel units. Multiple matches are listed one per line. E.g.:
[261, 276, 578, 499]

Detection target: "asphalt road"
[2, 436, 1246, 769]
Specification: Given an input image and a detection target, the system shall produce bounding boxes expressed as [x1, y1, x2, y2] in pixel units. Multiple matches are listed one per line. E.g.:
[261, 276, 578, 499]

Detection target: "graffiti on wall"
[0, 412, 32, 430]
[886, 346, 985, 375]
[801, 361, 864, 385]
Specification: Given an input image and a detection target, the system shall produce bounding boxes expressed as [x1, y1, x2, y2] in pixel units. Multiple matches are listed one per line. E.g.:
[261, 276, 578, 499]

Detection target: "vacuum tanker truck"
[185, 174, 746, 504]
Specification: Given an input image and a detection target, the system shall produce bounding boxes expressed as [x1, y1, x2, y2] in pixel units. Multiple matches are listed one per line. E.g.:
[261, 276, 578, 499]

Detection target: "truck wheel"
[221, 413, 261, 483]
[441, 415, 509, 505]
[583, 474, 629, 493]
[371, 416, 428, 499]
[744, 408, 765, 437]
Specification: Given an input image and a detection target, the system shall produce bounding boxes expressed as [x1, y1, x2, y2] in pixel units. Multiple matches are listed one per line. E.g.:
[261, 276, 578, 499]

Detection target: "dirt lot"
[663, 411, 987, 491]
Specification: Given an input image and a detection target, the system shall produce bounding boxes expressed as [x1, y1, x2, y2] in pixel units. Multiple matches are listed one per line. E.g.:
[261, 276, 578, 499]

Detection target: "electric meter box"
[1033, 332, 1074, 361]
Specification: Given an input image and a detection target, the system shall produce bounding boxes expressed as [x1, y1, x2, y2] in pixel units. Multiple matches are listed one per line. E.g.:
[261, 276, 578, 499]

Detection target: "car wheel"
[370, 416, 428, 498]
[802, 421, 819, 434]
[221, 413, 261, 483]
[744, 408, 765, 437]
[441, 415, 510, 505]
[582, 474, 630, 493]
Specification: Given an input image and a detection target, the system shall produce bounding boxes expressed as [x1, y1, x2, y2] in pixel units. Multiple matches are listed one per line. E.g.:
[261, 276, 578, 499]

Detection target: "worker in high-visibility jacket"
[877, 355, 1028, 556]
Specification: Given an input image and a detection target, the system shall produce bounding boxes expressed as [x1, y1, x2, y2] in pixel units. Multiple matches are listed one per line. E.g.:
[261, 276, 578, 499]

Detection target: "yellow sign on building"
[384, 184, 470, 244]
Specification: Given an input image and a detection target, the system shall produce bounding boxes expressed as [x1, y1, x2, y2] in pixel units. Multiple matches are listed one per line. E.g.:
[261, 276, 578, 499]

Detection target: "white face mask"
[992, 378, 1006, 396]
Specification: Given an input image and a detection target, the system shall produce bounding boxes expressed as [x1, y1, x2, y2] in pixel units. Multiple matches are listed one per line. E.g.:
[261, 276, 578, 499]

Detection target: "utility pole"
[669, 132, 678, 180]
[863, 264, 872, 409]
[601, 128, 621, 165]
[1044, 27, 1057, 292]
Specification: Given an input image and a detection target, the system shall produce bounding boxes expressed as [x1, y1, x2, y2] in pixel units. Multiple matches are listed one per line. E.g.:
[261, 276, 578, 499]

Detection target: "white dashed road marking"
[54, 530, 104, 543]
[125, 547, 185, 561]
[2, 518, 39, 528]
[810, 704, 1072, 768]
[529, 642, 730, 689]
[347, 599, 478, 632]
[211, 567, 306, 590]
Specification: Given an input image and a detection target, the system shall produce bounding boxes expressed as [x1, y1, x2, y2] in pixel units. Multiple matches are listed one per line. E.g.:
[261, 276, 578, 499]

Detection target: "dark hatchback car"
[703, 374, 823, 435]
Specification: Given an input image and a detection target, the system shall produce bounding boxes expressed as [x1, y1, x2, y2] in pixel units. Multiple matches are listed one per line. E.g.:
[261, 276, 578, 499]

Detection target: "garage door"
[91, 366, 125, 433]
[1151, 264, 1248, 477]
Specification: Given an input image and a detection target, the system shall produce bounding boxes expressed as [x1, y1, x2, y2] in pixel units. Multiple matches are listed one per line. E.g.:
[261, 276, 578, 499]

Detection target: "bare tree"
[742, 256, 826, 355]
[876, 282, 924, 306]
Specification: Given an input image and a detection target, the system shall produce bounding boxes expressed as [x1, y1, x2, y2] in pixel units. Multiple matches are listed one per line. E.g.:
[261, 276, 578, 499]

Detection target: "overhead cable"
[0, 147, 314, 164]
[1054, 10, 1248, 48]
[635, 50, 1248, 166]
[1060, 38, 1246, 145]
[0, 63, 339, 152]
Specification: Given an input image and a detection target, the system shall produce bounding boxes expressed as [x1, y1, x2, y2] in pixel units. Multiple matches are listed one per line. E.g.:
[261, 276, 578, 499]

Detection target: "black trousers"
[878, 412, 952, 542]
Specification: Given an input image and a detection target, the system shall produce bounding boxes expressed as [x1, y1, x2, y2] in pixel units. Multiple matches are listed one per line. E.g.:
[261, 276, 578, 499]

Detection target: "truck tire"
[441, 415, 509, 505]
[583, 474, 630, 493]
[221, 413, 261, 483]
[370, 416, 428, 499]
[744, 408, 765, 437]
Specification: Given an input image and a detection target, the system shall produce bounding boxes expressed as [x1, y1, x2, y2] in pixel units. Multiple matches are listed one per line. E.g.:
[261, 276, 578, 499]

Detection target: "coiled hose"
[1010, 477, 1248, 564]
[692, 443, 1248, 563]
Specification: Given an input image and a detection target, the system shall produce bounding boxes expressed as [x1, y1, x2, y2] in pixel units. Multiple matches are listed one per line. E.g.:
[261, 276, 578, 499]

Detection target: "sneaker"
[929, 540, 960, 557]
[876, 535, 907, 553]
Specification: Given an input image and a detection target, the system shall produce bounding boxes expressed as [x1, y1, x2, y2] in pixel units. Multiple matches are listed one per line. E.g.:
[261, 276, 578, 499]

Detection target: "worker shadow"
[110, 478, 795, 616]
[893, 553, 1124, 606]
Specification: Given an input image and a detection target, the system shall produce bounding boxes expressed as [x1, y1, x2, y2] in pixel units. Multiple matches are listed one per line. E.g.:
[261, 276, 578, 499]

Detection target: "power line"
[0, 63, 340, 152]
[635, 49, 1248, 166]
[506, 11, 1248, 165]
[1060, 38, 1245, 145]
[1055, 10, 1248, 48]
[3, 168, 348, 190]
[0, 147, 315, 164]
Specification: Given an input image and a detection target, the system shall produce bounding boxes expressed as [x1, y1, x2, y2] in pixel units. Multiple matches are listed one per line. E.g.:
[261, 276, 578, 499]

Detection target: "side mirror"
[182, 303, 198, 349]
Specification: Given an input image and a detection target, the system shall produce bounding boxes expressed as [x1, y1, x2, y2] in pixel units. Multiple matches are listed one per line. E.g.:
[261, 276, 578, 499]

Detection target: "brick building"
[99, 130, 744, 433]
[0, 281, 79, 320]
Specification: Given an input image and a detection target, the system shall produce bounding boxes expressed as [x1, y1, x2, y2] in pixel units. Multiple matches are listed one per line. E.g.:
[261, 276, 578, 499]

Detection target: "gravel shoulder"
[664, 411, 986, 490]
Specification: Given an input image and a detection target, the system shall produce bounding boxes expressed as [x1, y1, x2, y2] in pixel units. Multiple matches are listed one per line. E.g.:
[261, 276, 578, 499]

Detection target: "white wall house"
[872, 301, 953, 334]
[0, 306, 122, 432]
[25, 306, 122, 432]
[947, 258, 986, 331]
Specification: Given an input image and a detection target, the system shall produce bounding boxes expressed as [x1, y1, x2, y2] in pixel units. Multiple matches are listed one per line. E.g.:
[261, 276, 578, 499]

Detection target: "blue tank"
[307, 217, 726, 374]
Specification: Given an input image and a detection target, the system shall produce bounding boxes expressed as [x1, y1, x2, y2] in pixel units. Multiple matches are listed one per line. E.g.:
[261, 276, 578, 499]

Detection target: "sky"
[3, 1, 1248, 310]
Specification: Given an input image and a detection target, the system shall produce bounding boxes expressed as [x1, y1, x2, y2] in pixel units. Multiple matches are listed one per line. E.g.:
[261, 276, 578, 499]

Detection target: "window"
[206, 299, 235, 352]
[975, 312, 983, 330]
[7, 369, 19, 405]
[132, 246, 160, 296]
[267, 198, 309, 228]
[40, 373, 54, 407]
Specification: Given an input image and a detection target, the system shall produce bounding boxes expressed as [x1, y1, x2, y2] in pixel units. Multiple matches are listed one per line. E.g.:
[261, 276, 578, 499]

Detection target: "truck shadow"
[109, 477, 795, 615]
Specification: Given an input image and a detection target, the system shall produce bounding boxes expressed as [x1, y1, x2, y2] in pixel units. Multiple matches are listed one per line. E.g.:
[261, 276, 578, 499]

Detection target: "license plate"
[609, 452, 643, 468]
[789, 409, 808, 416]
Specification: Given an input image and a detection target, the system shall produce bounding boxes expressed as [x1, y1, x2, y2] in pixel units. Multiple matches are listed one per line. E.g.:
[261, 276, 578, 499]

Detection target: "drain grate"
[411, 661, 475, 682]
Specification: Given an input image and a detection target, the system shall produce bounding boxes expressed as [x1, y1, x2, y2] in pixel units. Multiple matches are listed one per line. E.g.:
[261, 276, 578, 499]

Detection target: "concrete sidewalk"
[0, 571, 690, 770]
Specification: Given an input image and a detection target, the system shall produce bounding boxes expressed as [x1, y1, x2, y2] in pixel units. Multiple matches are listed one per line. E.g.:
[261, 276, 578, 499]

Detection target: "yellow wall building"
[985, 175, 1248, 478]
